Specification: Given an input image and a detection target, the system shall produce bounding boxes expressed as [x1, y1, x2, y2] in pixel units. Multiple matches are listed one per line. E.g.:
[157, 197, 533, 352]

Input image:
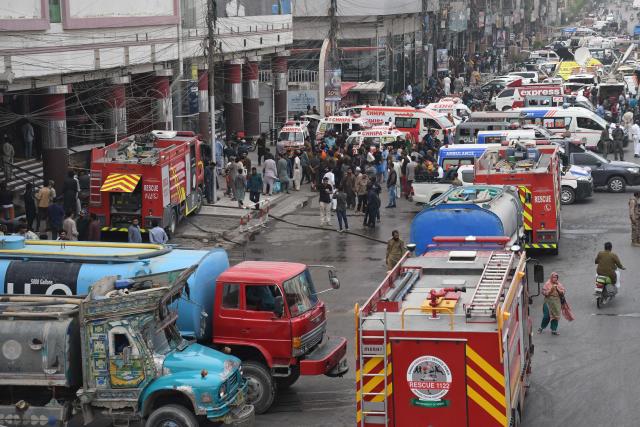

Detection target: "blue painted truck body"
[0, 237, 228, 341]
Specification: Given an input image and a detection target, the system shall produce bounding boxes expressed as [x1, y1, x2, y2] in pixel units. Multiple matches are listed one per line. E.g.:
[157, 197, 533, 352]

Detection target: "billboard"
[325, 69, 342, 102]
[288, 90, 319, 112]
[436, 49, 449, 72]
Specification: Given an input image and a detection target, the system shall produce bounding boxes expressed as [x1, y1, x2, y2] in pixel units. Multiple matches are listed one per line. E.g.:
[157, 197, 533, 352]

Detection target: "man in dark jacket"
[62, 170, 78, 214]
[342, 168, 356, 209]
[612, 124, 625, 161]
[366, 180, 381, 228]
[47, 198, 65, 240]
[247, 167, 263, 210]
[386, 161, 398, 208]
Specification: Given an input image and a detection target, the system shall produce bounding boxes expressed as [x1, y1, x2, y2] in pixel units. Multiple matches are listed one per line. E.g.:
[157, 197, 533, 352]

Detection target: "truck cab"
[0, 269, 254, 427]
[212, 261, 348, 414]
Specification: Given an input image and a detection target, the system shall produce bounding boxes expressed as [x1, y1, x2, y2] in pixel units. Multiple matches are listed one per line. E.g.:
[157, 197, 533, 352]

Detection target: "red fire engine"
[473, 144, 561, 254]
[355, 237, 536, 427]
[89, 130, 205, 238]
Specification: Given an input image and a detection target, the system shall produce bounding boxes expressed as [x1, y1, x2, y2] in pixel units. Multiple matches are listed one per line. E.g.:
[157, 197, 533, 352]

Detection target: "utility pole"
[328, 0, 338, 68]
[207, 0, 217, 203]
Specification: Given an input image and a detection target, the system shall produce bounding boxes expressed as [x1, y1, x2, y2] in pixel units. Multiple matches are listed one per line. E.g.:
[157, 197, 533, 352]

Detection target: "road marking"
[592, 313, 640, 317]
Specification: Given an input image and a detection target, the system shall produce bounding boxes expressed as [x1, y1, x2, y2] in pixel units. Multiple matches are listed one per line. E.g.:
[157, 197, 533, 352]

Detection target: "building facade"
[0, 0, 292, 190]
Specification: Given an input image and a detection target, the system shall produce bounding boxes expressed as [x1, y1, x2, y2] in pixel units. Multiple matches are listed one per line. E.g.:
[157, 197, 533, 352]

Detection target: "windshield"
[279, 131, 304, 143]
[283, 269, 318, 317]
[143, 320, 183, 355]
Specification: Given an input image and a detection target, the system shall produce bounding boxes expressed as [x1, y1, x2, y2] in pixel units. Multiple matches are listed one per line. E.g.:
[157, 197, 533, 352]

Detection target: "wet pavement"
[222, 145, 640, 426]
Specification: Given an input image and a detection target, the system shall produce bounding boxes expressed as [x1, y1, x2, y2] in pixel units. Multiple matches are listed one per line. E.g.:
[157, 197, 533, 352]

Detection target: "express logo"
[406, 355, 452, 401]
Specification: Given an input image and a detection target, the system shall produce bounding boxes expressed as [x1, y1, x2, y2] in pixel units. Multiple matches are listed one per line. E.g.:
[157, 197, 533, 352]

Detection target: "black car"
[569, 151, 640, 193]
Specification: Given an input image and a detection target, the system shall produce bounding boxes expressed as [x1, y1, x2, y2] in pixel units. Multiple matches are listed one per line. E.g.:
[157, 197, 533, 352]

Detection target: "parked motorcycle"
[594, 274, 619, 308]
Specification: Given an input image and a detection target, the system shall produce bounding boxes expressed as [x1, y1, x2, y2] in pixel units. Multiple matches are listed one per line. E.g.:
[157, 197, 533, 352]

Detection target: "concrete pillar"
[198, 68, 210, 142]
[272, 52, 289, 128]
[243, 57, 261, 139]
[152, 70, 173, 131]
[42, 85, 70, 195]
[225, 59, 244, 139]
[105, 76, 129, 142]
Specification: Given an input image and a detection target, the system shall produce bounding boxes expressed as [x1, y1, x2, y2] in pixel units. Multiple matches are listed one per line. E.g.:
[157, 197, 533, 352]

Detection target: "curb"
[175, 193, 313, 247]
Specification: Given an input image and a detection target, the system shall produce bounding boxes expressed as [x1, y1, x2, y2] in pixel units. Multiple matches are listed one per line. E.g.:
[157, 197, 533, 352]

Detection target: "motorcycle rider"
[595, 242, 625, 285]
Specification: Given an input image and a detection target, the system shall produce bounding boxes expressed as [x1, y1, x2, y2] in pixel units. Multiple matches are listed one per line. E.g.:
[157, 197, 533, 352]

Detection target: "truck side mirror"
[273, 296, 284, 318]
[533, 264, 545, 283]
[595, 161, 602, 167]
[328, 270, 340, 290]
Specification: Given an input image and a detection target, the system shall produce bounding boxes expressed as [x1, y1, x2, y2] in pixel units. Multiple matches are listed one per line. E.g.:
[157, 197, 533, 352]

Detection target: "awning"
[100, 173, 141, 193]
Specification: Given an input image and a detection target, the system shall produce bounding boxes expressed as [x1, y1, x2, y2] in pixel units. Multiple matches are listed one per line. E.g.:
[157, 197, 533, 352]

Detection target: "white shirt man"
[631, 122, 640, 158]
[149, 221, 169, 244]
[443, 76, 452, 95]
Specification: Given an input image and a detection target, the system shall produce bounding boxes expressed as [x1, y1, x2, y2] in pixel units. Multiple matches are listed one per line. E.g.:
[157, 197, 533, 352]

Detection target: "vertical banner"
[436, 49, 449, 72]
[325, 69, 342, 102]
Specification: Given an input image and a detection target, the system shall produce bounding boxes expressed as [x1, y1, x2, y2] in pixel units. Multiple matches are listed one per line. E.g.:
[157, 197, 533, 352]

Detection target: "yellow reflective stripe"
[363, 356, 383, 374]
[523, 210, 533, 223]
[467, 346, 504, 385]
[467, 365, 506, 409]
[467, 385, 508, 427]
[362, 363, 392, 394]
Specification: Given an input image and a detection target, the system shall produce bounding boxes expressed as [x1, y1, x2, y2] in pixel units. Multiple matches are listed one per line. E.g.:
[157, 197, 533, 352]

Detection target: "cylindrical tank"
[0, 300, 81, 387]
[410, 185, 522, 255]
[0, 239, 229, 341]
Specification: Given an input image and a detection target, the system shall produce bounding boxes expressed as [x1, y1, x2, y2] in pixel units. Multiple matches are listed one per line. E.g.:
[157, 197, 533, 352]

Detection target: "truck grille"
[301, 320, 326, 351]
[225, 371, 239, 395]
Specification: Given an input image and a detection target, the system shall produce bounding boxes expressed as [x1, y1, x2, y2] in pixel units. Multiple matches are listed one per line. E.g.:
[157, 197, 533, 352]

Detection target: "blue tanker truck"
[409, 185, 524, 255]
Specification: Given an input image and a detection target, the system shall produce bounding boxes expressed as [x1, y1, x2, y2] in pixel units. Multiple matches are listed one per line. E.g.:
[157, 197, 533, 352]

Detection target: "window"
[577, 117, 603, 130]
[573, 153, 599, 165]
[442, 159, 474, 169]
[114, 333, 130, 355]
[394, 117, 419, 128]
[245, 284, 280, 312]
[222, 284, 240, 309]
[283, 270, 318, 317]
[498, 89, 515, 98]
[461, 170, 475, 183]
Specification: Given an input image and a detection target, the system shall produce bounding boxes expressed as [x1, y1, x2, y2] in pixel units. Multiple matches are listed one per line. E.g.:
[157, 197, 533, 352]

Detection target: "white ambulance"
[495, 84, 564, 111]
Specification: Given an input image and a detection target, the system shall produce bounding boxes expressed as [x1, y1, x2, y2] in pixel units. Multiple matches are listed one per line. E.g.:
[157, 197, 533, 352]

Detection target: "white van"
[515, 107, 607, 150]
[475, 129, 537, 144]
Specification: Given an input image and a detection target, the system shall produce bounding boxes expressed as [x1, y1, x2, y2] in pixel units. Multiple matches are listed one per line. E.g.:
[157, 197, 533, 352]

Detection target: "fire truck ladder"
[466, 252, 515, 319]
[358, 310, 389, 427]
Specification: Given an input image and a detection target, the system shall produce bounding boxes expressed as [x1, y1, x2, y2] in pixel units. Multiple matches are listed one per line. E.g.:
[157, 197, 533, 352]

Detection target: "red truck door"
[215, 283, 291, 362]
[390, 338, 468, 427]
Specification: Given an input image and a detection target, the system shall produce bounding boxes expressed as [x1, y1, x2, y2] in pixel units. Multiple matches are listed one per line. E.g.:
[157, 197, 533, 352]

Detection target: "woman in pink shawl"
[537, 272, 566, 336]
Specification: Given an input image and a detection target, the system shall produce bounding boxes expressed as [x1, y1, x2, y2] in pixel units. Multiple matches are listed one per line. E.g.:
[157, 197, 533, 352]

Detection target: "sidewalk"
[173, 186, 315, 249]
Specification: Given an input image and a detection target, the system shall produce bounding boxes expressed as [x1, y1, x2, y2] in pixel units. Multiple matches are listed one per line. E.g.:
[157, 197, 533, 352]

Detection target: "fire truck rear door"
[390, 338, 468, 427]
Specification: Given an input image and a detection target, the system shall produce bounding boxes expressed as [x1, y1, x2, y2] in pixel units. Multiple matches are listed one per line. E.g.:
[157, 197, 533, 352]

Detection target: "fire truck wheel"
[242, 360, 275, 415]
[167, 210, 178, 237]
[193, 189, 203, 214]
[607, 176, 626, 193]
[560, 186, 576, 205]
[145, 404, 199, 427]
[276, 365, 300, 389]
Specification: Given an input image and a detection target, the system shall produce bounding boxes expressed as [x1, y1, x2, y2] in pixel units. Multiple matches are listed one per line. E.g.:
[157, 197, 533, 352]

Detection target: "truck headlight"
[577, 175, 591, 181]
[627, 168, 640, 174]
[218, 384, 227, 400]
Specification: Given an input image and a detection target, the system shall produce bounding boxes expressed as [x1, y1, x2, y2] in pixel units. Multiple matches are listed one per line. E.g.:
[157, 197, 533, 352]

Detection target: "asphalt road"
[227, 143, 640, 427]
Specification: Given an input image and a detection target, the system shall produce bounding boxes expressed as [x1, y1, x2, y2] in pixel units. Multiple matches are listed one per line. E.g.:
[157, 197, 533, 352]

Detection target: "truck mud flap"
[299, 336, 348, 376]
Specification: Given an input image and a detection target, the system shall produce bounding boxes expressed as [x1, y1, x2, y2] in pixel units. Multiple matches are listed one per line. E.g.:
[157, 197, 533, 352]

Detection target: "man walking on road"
[630, 192, 640, 246]
[386, 230, 406, 270]
[318, 177, 333, 226]
[612, 124, 625, 161]
[386, 161, 397, 208]
[632, 121, 640, 158]
[128, 218, 142, 243]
